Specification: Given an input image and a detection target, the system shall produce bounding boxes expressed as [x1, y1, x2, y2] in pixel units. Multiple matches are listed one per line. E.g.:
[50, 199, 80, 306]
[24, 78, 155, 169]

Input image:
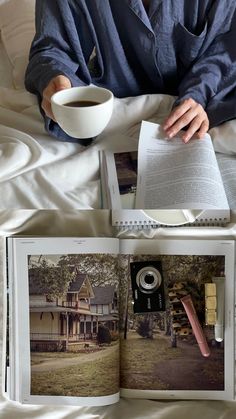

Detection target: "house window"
[90, 305, 96, 313]
[69, 316, 73, 336]
[103, 305, 109, 315]
[60, 315, 64, 335]
[86, 323, 91, 333]
[97, 304, 103, 314]
[67, 293, 73, 303]
[93, 322, 97, 333]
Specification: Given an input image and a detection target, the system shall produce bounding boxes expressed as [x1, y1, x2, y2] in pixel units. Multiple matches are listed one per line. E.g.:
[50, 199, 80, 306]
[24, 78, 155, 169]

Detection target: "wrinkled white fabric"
[0, 80, 236, 209]
[0, 0, 35, 89]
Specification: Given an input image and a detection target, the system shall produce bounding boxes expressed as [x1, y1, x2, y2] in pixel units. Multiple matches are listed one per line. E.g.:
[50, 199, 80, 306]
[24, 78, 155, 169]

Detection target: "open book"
[100, 121, 231, 214]
[4, 236, 235, 406]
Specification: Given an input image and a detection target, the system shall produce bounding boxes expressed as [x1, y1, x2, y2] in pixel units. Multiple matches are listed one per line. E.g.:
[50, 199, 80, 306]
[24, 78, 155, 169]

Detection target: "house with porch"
[29, 268, 99, 351]
[89, 285, 119, 332]
[29, 267, 119, 351]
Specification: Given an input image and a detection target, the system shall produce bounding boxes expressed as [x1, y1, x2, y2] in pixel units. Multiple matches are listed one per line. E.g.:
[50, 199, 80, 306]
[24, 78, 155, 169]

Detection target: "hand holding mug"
[42, 75, 72, 120]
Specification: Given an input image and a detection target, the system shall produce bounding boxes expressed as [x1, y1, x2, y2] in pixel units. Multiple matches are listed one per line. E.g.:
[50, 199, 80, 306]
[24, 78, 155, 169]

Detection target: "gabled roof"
[91, 285, 116, 305]
[67, 274, 87, 292]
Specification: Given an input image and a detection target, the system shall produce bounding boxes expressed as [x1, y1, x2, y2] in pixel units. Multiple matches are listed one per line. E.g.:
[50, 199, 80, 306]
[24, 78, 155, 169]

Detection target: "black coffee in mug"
[64, 100, 100, 107]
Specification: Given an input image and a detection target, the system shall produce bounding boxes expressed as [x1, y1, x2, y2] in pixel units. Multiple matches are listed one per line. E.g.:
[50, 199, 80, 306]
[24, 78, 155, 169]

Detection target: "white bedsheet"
[0, 42, 236, 209]
[0, 41, 13, 89]
[0, 89, 172, 208]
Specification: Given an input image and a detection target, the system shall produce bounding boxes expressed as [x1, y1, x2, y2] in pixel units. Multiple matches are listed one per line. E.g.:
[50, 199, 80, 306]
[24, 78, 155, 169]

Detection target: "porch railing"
[30, 332, 97, 341]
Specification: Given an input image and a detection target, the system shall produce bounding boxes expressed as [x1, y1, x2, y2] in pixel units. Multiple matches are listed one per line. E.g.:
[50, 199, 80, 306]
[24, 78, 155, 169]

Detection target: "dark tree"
[29, 258, 73, 299]
[97, 324, 112, 344]
[136, 315, 153, 339]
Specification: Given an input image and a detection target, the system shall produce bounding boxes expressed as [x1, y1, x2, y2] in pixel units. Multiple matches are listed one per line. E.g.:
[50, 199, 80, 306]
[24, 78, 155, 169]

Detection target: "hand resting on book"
[163, 98, 209, 143]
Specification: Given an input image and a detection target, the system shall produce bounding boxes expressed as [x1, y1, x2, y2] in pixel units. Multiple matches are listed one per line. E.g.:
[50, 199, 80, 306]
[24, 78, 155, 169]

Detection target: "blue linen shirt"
[25, 0, 236, 142]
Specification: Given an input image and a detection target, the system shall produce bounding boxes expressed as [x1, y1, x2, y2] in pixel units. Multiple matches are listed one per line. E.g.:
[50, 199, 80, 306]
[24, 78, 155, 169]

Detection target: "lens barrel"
[136, 266, 162, 293]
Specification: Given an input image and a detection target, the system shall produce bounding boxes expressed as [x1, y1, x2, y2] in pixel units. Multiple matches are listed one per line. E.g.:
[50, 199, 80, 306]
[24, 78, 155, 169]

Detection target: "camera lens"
[136, 266, 162, 294]
[144, 274, 155, 284]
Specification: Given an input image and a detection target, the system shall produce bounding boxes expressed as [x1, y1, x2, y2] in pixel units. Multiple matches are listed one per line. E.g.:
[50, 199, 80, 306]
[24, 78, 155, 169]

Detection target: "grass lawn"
[31, 345, 119, 397]
[120, 332, 183, 390]
[31, 352, 87, 365]
[31, 341, 118, 365]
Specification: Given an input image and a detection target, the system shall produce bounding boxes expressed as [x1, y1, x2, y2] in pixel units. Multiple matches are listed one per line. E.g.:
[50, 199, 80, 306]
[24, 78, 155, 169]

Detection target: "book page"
[135, 121, 229, 209]
[119, 239, 235, 401]
[8, 237, 120, 407]
[216, 153, 236, 208]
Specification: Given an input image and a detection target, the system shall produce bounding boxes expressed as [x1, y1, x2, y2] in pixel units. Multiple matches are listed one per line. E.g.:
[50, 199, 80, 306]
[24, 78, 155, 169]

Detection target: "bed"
[0, 0, 236, 209]
[0, 1, 236, 416]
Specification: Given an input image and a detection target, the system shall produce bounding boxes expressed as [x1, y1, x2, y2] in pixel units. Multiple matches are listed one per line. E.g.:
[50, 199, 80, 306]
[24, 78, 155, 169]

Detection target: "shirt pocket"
[174, 21, 208, 68]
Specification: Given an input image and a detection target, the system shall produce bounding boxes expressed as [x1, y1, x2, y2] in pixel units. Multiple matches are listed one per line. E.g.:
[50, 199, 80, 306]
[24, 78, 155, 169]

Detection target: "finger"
[196, 119, 209, 139]
[43, 85, 57, 102]
[42, 98, 56, 120]
[53, 75, 71, 92]
[165, 107, 199, 138]
[42, 76, 71, 119]
[43, 76, 71, 101]
[163, 99, 194, 130]
[182, 116, 204, 143]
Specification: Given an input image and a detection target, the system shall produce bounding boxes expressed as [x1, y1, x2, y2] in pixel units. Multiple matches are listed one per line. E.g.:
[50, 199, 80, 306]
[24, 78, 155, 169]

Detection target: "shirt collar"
[125, 0, 159, 31]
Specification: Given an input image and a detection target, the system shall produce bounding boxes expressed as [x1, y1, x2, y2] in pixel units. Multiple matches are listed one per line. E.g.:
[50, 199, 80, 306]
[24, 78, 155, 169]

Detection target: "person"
[25, 0, 236, 143]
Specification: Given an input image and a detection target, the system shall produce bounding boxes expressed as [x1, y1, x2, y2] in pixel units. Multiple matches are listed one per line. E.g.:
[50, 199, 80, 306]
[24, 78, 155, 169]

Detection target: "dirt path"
[32, 345, 117, 373]
[154, 339, 224, 391]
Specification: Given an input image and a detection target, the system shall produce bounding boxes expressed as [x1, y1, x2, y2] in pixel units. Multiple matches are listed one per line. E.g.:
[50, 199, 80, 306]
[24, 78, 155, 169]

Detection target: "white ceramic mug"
[51, 85, 114, 139]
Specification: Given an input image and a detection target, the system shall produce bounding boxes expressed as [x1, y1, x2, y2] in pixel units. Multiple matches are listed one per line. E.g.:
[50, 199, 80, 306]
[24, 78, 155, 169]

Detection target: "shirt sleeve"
[25, 0, 93, 96]
[175, 6, 236, 126]
[176, 33, 236, 105]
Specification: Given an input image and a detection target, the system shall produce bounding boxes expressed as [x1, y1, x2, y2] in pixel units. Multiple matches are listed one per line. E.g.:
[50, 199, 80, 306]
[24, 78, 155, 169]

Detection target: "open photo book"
[100, 121, 233, 213]
[3, 236, 235, 407]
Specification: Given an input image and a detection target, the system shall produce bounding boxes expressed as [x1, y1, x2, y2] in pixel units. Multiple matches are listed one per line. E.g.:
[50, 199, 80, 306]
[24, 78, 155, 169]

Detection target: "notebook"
[100, 121, 232, 214]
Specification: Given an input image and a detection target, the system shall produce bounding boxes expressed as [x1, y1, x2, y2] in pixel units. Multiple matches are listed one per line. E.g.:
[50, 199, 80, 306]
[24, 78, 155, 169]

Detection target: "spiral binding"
[114, 217, 229, 230]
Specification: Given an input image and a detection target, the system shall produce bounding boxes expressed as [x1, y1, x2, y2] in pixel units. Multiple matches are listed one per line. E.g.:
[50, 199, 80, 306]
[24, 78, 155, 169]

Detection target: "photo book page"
[6, 237, 120, 407]
[119, 239, 235, 400]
